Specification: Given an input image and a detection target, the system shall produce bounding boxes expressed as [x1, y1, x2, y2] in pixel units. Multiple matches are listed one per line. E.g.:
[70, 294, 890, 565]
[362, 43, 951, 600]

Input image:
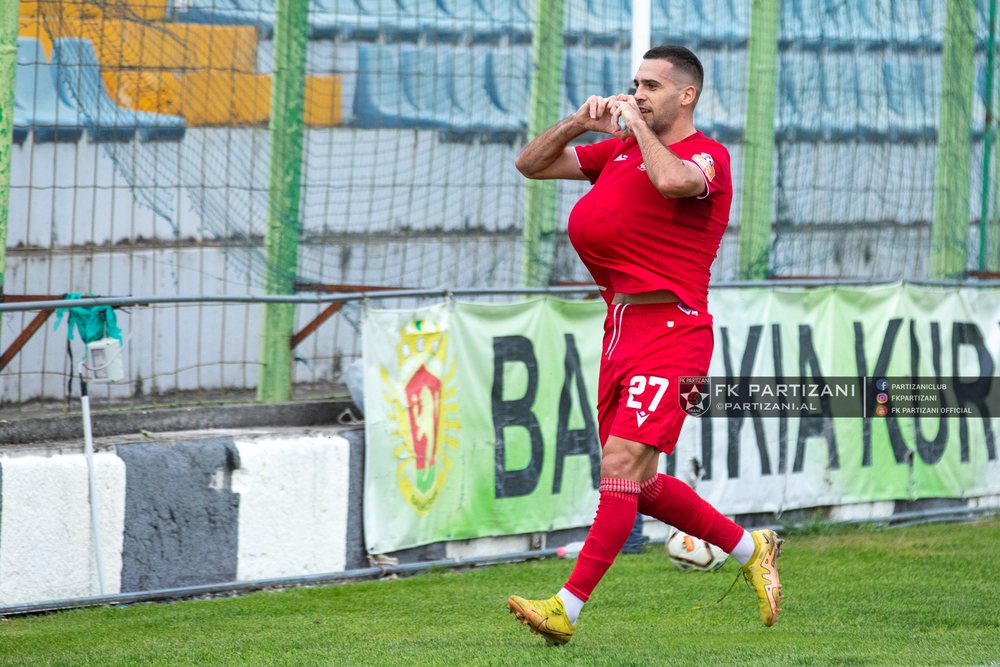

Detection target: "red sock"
[637, 474, 743, 553]
[563, 478, 640, 602]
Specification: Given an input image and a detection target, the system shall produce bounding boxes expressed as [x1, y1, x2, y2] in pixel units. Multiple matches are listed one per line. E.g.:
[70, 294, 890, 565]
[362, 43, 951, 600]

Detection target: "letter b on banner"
[492, 336, 543, 498]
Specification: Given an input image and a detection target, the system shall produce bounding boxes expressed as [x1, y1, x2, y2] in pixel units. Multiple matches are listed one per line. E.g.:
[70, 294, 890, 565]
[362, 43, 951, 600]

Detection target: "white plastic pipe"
[631, 0, 652, 76]
[80, 380, 107, 595]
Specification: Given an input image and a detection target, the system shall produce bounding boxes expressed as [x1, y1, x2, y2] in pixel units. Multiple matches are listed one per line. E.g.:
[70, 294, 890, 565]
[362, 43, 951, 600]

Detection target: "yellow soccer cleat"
[740, 529, 784, 627]
[507, 594, 576, 646]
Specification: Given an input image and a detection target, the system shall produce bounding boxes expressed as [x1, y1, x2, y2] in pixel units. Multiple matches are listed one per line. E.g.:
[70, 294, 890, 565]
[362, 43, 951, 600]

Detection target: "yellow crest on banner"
[380, 319, 460, 515]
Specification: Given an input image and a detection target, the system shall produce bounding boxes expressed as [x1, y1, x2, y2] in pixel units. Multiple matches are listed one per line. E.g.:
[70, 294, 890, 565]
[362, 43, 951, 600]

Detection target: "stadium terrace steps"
[15, 37, 84, 143]
[52, 37, 187, 142]
[19, 8, 344, 129]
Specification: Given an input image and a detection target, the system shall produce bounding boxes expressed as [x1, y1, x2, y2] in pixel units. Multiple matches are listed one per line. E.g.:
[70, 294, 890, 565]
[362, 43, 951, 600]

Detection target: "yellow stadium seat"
[305, 76, 343, 127]
[141, 24, 257, 73]
[179, 73, 343, 127]
[19, 2, 40, 19]
[37, 1, 103, 20]
[18, 19, 54, 58]
[179, 72, 271, 126]
[104, 70, 183, 116]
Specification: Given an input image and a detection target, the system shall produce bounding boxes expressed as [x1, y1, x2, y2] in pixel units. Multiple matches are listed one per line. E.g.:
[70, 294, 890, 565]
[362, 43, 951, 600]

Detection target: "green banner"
[362, 299, 605, 554]
[362, 287, 1000, 554]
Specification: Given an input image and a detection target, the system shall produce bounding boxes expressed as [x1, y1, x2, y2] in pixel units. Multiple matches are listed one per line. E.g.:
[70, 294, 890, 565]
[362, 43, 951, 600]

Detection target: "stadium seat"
[564, 0, 629, 45]
[398, 44, 455, 129]
[12, 108, 30, 145]
[880, 55, 937, 141]
[472, 0, 533, 42]
[484, 45, 531, 122]
[444, 46, 525, 140]
[651, 0, 749, 46]
[437, 0, 513, 41]
[779, 0, 883, 48]
[564, 47, 609, 111]
[353, 43, 435, 128]
[695, 50, 745, 141]
[178, 71, 271, 125]
[172, 0, 253, 30]
[870, 0, 943, 47]
[352, 0, 429, 40]
[606, 50, 632, 93]
[52, 38, 186, 142]
[15, 37, 83, 143]
[310, 0, 384, 39]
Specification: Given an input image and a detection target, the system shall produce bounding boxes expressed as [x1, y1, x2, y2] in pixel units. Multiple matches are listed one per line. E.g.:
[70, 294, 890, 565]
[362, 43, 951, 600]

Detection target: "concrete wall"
[0, 425, 592, 607]
[0, 429, 352, 605]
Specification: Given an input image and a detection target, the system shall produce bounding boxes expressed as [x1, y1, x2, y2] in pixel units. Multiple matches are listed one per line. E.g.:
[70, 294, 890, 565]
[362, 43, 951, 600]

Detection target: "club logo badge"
[678, 376, 711, 417]
[380, 319, 459, 515]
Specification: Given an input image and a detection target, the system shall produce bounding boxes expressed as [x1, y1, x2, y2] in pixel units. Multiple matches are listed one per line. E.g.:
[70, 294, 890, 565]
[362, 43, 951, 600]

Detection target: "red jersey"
[567, 131, 732, 312]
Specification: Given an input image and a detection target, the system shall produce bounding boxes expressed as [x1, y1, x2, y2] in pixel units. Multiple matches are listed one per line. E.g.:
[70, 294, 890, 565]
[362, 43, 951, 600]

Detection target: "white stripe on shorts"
[605, 303, 629, 359]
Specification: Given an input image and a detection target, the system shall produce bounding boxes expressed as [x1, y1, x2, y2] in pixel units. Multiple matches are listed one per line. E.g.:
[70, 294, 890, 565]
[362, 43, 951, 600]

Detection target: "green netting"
[13, 0, 1000, 292]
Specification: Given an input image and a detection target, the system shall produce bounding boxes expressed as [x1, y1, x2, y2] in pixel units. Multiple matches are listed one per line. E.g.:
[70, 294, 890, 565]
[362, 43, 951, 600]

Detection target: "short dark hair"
[643, 44, 704, 96]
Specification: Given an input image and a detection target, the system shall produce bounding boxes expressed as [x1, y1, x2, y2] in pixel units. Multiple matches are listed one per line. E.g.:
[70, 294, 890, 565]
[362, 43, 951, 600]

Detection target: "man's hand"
[574, 94, 632, 134]
[608, 96, 643, 139]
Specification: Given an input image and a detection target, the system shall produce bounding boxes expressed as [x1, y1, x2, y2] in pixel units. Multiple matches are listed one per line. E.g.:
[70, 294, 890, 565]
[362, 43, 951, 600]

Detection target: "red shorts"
[597, 301, 714, 454]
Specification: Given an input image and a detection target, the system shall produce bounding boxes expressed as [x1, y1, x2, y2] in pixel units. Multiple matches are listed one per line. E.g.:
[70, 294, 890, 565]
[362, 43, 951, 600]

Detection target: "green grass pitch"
[1, 518, 997, 666]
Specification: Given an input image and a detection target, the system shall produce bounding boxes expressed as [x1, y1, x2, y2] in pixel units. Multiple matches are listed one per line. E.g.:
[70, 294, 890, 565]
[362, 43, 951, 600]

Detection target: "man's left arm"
[629, 121, 706, 199]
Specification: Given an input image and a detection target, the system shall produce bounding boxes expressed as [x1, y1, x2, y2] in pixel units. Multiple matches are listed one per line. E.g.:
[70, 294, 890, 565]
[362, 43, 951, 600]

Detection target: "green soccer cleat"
[740, 529, 784, 627]
[507, 594, 576, 646]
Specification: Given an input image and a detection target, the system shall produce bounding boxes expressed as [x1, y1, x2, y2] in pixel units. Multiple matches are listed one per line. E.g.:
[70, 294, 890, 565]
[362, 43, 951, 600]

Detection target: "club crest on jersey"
[691, 153, 716, 181]
[678, 376, 711, 417]
[380, 319, 460, 515]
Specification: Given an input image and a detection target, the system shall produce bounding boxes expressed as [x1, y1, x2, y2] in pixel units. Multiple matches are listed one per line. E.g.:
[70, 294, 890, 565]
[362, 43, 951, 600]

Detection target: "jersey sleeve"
[680, 142, 730, 200]
[574, 138, 624, 184]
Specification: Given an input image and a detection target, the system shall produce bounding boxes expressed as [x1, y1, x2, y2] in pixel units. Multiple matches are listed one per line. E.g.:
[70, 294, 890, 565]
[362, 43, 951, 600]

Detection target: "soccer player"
[507, 45, 783, 645]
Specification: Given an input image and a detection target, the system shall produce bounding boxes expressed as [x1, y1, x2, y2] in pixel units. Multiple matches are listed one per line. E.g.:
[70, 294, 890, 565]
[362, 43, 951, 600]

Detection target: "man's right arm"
[515, 95, 624, 180]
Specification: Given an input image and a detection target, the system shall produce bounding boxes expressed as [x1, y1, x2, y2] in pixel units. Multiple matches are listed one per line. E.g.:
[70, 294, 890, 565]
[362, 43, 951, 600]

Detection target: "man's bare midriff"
[610, 289, 680, 305]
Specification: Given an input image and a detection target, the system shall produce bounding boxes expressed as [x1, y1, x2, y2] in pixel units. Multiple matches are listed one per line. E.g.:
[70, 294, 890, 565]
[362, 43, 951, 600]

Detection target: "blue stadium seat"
[475, 0, 533, 42]
[564, 0, 629, 45]
[484, 45, 531, 121]
[780, 0, 883, 48]
[437, 0, 513, 41]
[52, 38, 187, 143]
[12, 108, 30, 145]
[695, 50, 745, 140]
[651, 0, 749, 46]
[880, 55, 937, 141]
[353, 43, 435, 128]
[605, 50, 636, 95]
[174, 0, 368, 39]
[564, 48, 609, 111]
[310, 0, 384, 39]
[398, 44, 456, 129]
[778, 51, 855, 141]
[884, 0, 944, 47]
[15, 37, 83, 143]
[353, 0, 425, 40]
[445, 47, 525, 140]
[173, 0, 260, 30]
[227, 0, 280, 37]
[403, 0, 469, 39]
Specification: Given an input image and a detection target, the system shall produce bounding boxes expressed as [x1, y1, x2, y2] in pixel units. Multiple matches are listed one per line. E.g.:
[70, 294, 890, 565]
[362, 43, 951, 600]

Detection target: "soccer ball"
[665, 529, 729, 571]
